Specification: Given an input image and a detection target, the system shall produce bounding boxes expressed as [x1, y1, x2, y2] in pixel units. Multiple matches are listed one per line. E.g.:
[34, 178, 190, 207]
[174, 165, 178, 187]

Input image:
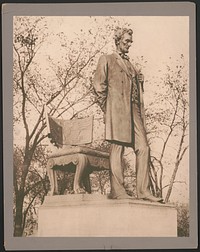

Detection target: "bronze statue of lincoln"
[93, 27, 164, 203]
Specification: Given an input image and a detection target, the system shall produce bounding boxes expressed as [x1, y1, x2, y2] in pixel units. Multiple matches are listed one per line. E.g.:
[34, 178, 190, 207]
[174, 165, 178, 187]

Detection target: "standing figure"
[93, 27, 164, 203]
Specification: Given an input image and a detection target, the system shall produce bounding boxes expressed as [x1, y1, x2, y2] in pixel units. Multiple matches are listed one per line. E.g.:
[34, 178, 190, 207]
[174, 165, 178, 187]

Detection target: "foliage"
[176, 203, 189, 237]
[90, 170, 110, 195]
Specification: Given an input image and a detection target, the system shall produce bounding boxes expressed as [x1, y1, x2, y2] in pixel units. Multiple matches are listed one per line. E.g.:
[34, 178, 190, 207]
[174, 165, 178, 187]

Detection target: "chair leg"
[73, 154, 89, 193]
[47, 166, 59, 196]
[47, 167, 55, 196]
[82, 173, 91, 193]
[53, 170, 59, 195]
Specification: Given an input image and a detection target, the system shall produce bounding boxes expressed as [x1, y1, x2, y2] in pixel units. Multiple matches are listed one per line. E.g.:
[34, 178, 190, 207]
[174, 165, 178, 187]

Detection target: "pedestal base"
[38, 194, 177, 237]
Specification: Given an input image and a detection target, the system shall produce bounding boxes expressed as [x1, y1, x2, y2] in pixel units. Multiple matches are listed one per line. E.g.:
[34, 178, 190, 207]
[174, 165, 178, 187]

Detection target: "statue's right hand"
[137, 73, 144, 83]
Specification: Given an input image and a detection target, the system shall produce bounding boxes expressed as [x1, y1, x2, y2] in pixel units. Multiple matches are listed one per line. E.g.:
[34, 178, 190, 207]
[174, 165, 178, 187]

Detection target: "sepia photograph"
[2, 2, 197, 250]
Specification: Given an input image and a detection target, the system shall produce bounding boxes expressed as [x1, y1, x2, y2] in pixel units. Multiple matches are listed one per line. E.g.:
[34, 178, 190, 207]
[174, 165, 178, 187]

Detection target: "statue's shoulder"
[100, 53, 116, 63]
[97, 53, 114, 65]
[107, 52, 116, 59]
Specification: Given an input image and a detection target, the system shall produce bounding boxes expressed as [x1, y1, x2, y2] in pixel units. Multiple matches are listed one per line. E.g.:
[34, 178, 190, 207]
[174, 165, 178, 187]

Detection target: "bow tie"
[119, 52, 129, 60]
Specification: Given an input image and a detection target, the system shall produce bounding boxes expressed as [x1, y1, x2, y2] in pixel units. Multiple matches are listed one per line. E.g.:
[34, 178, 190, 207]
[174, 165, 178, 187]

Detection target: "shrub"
[176, 203, 189, 237]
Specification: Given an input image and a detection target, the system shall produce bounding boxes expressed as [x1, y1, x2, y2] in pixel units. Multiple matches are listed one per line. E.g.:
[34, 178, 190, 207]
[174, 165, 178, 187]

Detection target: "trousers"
[109, 103, 152, 199]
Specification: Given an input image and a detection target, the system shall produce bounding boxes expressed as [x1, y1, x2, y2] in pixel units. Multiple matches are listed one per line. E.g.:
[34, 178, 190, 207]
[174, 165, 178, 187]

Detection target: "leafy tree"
[145, 55, 189, 202]
[13, 145, 49, 236]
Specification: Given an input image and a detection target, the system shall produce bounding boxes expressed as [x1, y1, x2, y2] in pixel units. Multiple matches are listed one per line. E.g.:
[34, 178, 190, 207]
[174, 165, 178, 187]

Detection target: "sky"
[35, 16, 189, 106]
[14, 16, 190, 203]
[39, 16, 189, 73]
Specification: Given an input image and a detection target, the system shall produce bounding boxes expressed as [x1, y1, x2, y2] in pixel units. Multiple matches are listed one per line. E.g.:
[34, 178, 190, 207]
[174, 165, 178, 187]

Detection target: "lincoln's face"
[117, 33, 133, 54]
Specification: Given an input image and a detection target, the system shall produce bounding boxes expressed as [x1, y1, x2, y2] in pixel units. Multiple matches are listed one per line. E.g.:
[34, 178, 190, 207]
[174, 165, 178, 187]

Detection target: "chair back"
[45, 106, 93, 147]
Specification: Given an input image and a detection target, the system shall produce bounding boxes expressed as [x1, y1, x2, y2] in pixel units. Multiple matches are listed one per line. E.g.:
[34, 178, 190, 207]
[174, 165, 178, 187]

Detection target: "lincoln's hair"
[113, 27, 133, 46]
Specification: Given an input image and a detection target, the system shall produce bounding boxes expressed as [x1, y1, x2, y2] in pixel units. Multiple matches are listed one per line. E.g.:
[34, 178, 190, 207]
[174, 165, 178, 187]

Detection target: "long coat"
[93, 52, 146, 144]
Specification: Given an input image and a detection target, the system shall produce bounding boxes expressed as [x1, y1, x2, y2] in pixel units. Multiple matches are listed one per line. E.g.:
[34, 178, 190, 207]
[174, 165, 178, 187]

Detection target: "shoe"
[142, 195, 165, 204]
[74, 187, 87, 194]
[117, 195, 134, 200]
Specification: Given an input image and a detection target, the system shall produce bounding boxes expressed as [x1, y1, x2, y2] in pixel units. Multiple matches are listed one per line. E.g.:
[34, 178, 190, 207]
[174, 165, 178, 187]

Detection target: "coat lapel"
[113, 52, 136, 78]
[112, 52, 133, 79]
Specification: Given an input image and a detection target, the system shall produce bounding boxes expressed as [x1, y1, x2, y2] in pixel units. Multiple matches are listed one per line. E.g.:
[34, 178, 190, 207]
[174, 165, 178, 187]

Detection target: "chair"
[45, 107, 110, 196]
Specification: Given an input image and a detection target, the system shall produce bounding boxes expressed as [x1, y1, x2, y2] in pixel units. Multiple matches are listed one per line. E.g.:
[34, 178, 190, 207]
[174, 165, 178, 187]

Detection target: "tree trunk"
[14, 191, 24, 236]
[165, 163, 179, 202]
[14, 160, 31, 237]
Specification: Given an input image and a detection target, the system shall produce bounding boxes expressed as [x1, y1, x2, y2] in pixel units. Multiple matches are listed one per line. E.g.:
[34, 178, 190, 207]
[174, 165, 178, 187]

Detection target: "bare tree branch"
[70, 101, 96, 119]
[162, 180, 186, 190]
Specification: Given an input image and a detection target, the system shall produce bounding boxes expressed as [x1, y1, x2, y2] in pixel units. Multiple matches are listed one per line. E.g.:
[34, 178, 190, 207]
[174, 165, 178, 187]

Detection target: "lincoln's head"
[114, 27, 133, 54]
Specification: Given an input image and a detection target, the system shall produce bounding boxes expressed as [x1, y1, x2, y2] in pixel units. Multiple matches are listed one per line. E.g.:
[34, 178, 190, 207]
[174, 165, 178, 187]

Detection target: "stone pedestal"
[38, 194, 177, 237]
